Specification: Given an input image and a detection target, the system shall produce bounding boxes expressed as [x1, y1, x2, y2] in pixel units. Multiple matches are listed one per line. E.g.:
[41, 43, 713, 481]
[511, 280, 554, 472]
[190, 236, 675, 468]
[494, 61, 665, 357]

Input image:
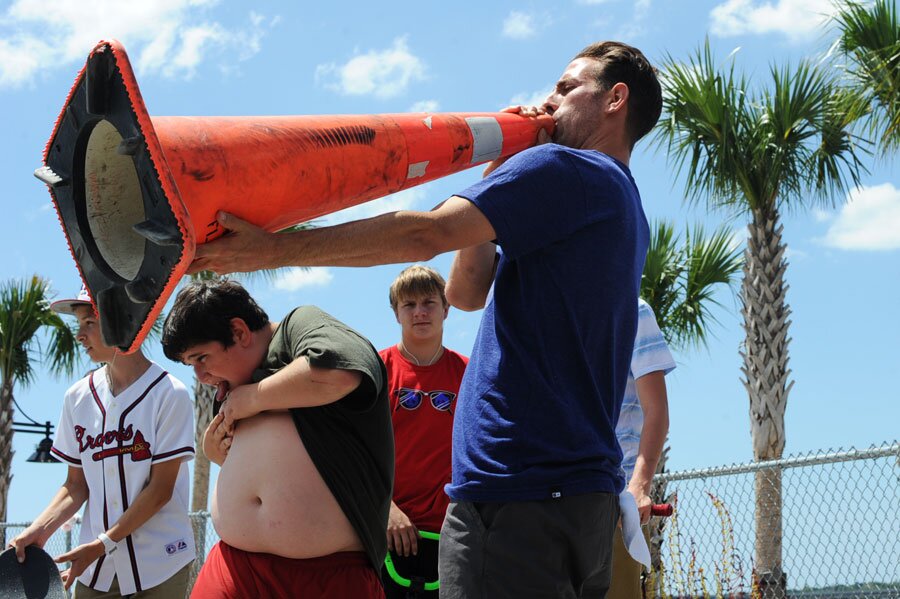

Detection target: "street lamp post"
[11, 421, 59, 463]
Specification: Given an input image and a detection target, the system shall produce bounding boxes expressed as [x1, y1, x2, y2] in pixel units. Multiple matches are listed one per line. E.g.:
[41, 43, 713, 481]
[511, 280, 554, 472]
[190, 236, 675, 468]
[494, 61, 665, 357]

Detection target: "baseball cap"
[50, 284, 94, 315]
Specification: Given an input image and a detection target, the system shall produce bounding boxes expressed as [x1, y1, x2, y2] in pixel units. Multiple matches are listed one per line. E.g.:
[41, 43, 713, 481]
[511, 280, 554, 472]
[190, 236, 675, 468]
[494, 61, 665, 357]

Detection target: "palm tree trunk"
[0, 380, 15, 546]
[191, 380, 216, 564]
[191, 381, 215, 512]
[741, 208, 793, 598]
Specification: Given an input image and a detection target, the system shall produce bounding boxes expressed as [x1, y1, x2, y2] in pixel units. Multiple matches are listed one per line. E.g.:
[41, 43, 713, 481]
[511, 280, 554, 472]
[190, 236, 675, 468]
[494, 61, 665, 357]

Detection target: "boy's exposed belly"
[211, 411, 363, 558]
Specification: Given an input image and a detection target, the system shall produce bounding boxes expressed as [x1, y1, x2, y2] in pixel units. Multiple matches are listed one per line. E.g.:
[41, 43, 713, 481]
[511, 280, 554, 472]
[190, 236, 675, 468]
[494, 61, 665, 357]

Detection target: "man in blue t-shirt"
[190, 40, 662, 599]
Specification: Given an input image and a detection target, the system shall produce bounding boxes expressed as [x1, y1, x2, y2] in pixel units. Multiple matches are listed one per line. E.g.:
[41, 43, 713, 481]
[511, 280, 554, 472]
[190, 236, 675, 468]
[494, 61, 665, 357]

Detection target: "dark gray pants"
[438, 493, 619, 599]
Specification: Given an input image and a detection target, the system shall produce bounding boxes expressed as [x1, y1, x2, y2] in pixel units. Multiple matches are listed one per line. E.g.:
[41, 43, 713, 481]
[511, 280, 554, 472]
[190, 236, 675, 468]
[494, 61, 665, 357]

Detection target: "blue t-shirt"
[446, 144, 649, 502]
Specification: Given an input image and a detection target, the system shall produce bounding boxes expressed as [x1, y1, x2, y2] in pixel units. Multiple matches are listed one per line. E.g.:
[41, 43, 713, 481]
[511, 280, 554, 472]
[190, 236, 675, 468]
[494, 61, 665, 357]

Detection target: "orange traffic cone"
[36, 39, 553, 353]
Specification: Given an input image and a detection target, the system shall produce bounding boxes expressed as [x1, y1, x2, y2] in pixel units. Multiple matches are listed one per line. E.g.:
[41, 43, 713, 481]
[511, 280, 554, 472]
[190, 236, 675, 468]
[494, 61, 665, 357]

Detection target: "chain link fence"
[0, 512, 218, 597]
[2, 442, 897, 598]
[646, 442, 900, 599]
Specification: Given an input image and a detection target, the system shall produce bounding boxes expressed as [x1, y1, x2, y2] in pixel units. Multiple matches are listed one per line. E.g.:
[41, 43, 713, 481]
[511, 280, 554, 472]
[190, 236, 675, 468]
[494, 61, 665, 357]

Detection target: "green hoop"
[383, 530, 441, 591]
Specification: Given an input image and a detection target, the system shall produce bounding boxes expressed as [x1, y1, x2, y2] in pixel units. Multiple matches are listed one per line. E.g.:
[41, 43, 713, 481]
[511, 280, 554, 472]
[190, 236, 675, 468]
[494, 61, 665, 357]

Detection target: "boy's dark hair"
[574, 41, 662, 148]
[162, 279, 269, 361]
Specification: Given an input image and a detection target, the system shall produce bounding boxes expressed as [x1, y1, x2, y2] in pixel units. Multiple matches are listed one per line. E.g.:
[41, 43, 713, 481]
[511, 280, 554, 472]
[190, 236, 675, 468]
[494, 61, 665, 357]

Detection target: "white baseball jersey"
[51, 361, 196, 594]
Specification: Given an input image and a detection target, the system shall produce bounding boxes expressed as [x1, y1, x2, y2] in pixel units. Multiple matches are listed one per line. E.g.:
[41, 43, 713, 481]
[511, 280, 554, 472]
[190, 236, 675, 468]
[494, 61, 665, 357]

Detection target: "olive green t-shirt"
[251, 306, 393, 569]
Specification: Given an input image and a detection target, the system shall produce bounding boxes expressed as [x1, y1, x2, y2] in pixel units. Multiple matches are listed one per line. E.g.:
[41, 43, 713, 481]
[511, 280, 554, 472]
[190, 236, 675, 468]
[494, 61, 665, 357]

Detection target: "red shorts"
[191, 541, 385, 599]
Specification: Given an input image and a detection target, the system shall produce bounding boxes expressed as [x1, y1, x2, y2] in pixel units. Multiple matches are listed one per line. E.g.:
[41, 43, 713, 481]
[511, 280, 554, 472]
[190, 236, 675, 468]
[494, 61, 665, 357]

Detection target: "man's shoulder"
[516, 145, 630, 187]
[515, 143, 578, 167]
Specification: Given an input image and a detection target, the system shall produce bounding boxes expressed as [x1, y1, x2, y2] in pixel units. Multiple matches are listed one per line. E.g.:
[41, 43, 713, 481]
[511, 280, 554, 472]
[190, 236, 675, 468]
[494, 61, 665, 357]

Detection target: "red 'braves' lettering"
[75, 424, 135, 453]
[91, 431, 152, 462]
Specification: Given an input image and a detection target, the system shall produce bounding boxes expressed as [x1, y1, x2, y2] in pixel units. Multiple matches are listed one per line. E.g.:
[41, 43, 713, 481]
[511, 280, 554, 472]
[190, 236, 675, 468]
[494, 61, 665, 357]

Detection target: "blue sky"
[1, 0, 898, 523]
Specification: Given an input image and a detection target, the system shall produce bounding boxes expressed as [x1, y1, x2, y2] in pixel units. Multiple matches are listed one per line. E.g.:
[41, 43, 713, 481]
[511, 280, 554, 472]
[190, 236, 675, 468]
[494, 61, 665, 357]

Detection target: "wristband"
[97, 532, 118, 555]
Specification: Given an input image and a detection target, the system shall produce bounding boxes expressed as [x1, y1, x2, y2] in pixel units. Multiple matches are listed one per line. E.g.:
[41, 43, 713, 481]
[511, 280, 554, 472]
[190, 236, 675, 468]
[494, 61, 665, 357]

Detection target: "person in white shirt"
[8, 285, 196, 597]
[609, 299, 676, 598]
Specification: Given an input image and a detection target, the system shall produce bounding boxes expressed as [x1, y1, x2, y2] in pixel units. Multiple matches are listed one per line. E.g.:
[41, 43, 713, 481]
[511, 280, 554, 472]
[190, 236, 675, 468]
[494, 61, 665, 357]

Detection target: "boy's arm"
[221, 356, 363, 427]
[54, 459, 183, 588]
[9, 466, 89, 562]
[628, 371, 669, 524]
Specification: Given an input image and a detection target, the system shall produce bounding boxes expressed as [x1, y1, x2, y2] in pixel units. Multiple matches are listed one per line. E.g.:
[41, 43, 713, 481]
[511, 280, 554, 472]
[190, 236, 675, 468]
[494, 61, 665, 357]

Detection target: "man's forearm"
[629, 372, 670, 494]
[277, 211, 446, 267]
[446, 242, 497, 311]
[192, 196, 496, 275]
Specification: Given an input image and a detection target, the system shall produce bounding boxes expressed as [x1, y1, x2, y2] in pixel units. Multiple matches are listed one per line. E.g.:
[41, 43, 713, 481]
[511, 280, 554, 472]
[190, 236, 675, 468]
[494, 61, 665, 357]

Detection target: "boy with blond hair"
[381, 265, 467, 598]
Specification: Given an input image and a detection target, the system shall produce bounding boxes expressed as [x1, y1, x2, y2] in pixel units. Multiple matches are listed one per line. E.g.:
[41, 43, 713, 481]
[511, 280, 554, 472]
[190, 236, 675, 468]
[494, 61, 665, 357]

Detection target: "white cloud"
[502, 11, 538, 40]
[509, 87, 553, 109]
[784, 246, 808, 260]
[323, 187, 430, 226]
[819, 183, 900, 251]
[576, 0, 616, 4]
[0, 0, 275, 87]
[615, 22, 648, 40]
[710, 0, 837, 41]
[812, 208, 833, 223]
[272, 268, 334, 291]
[0, 36, 50, 87]
[316, 37, 426, 99]
[409, 100, 439, 113]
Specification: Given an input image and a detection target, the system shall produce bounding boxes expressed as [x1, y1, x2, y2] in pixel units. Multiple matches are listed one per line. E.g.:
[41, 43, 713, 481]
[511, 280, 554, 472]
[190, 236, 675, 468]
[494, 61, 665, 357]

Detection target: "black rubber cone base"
[0, 546, 66, 599]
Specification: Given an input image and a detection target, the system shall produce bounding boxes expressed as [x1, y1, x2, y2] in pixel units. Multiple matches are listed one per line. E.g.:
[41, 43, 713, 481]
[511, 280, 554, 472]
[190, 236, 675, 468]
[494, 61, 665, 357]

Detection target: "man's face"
[395, 292, 449, 342]
[73, 304, 116, 364]
[543, 57, 609, 148]
[180, 338, 256, 391]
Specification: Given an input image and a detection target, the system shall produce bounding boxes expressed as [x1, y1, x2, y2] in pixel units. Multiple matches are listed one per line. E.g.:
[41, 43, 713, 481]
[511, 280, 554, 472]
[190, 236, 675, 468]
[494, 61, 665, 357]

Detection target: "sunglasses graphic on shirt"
[394, 388, 456, 413]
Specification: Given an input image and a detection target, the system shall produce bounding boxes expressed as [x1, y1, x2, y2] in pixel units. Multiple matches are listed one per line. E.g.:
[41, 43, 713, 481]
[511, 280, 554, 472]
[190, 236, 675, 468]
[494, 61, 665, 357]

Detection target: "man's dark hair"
[574, 41, 662, 147]
[162, 279, 269, 361]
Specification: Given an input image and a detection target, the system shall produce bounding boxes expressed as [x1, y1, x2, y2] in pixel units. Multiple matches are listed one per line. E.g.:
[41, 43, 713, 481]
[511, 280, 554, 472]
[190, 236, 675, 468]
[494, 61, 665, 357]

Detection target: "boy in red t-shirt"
[380, 265, 468, 598]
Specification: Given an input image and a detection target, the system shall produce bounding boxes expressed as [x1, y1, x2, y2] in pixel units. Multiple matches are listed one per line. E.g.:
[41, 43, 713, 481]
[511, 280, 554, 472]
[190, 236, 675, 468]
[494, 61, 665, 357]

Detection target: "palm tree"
[640, 220, 743, 591]
[655, 41, 868, 597]
[641, 220, 743, 350]
[833, 0, 900, 154]
[0, 276, 79, 541]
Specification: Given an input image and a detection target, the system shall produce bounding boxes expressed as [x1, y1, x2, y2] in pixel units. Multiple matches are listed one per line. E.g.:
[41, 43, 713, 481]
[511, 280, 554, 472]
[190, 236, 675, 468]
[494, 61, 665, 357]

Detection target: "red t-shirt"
[379, 345, 468, 533]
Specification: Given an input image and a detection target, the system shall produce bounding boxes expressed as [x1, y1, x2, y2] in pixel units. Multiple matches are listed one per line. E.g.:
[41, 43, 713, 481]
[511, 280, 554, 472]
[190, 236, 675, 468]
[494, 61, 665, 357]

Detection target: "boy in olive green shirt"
[162, 279, 393, 598]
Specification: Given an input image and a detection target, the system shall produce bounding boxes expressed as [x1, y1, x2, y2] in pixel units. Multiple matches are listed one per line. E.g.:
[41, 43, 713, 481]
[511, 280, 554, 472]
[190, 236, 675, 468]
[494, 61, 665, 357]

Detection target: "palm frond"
[671, 224, 744, 349]
[655, 40, 868, 216]
[833, 0, 900, 153]
[41, 311, 78, 377]
[0, 276, 80, 390]
[641, 221, 743, 350]
[655, 40, 755, 210]
[641, 220, 683, 336]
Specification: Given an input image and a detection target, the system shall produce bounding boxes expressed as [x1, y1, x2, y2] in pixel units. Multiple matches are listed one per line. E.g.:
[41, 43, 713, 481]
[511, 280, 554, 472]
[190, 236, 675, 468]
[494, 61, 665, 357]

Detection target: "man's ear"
[229, 317, 253, 347]
[606, 82, 629, 114]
